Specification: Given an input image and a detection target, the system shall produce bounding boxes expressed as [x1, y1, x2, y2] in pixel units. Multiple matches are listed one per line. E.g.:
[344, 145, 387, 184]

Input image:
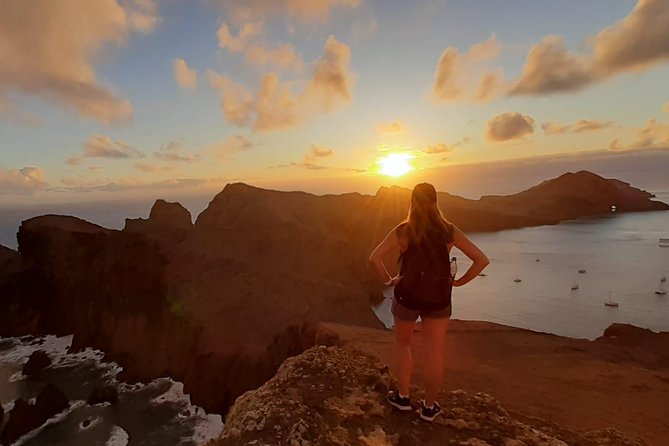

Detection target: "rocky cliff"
[211, 346, 645, 446]
[0, 171, 666, 417]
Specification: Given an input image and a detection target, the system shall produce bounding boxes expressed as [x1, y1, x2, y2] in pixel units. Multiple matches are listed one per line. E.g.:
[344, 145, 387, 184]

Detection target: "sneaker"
[420, 400, 441, 421]
[386, 391, 412, 411]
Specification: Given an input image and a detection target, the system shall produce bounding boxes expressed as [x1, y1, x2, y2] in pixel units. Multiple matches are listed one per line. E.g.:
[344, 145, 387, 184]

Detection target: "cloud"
[291, 144, 334, 169]
[0, 94, 42, 126]
[664, 103, 669, 113]
[173, 58, 198, 89]
[217, 21, 303, 70]
[592, 0, 669, 73]
[214, 0, 360, 23]
[83, 135, 144, 159]
[375, 120, 406, 136]
[432, 34, 504, 103]
[54, 175, 228, 194]
[153, 141, 201, 162]
[509, 0, 669, 97]
[208, 35, 352, 131]
[208, 135, 257, 159]
[509, 36, 596, 95]
[0, 0, 158, 123]
[217, 22, 263, 52]
[542, 119, 614, 135]
[423, 143, 452, 154]
[0, 166, 48, 195]
[134, 162, 177, 172]
[485, 112, 535, 142]
[630, 119, 669, 148]
[245, 44, 304, 71]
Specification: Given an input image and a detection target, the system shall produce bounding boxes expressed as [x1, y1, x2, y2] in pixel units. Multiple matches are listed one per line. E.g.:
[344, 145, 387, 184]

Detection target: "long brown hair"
[401, 183, 454, 244]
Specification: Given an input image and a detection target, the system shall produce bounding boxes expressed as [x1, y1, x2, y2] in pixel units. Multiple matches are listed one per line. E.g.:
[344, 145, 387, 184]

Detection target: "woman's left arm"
[368, 226, 401, 285]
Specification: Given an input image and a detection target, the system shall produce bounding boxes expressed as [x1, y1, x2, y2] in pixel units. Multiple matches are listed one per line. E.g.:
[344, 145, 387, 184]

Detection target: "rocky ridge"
[211, 346, 645, 446]
[0, 171, 666, 418]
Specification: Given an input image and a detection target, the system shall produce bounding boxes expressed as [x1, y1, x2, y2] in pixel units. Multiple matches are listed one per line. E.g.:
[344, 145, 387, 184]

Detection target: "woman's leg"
[392, 317, 416, 396]
[421, 317, 449, 406]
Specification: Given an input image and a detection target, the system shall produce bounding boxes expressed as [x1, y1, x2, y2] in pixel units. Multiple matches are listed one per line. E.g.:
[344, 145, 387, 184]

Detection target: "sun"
[377, 152, 414, 177]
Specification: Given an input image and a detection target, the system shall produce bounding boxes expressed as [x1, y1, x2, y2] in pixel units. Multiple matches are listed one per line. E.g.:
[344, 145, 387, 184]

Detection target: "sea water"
[374, 192, 669, 339]
[0, 336, 223, 445]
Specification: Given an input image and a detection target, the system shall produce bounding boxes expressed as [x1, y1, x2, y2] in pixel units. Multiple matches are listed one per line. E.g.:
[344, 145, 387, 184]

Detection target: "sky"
[1, 0, 669, 205]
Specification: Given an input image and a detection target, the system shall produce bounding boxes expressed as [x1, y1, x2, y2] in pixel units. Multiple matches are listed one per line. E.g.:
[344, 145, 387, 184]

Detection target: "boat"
[660, 238, 669, 248]
[578, 269, 586, 274]
[535, 258, 541, 262]
[604, 291, 619, 307]
[478, 273, 487, 277]
[656, 288, 667, 296]
[514, 277, 522, 283]
[571, 284, 579, 290]
[661, 276, 667, 283]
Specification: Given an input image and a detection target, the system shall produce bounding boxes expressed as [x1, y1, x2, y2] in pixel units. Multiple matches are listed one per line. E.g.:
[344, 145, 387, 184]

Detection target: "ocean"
[0, 336, 222, 445]
[374, 201, 669, 339]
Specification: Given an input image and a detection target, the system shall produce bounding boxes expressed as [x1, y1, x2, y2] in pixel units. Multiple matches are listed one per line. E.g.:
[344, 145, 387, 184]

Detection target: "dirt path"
[325, 320, 669, 446]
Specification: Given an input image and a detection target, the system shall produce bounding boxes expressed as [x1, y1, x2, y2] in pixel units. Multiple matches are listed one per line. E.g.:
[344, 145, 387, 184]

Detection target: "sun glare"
[377, 153, 414, 177]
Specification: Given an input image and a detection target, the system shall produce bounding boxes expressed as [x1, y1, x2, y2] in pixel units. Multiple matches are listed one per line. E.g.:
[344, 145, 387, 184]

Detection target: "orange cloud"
[375, 120, 406, 135]
[0, 94, 42, 126]
[631, 119, 669, 148]
[217, 22, 263, 52]
[246, 44, 304, 71]
[542, 120, 614, 135]
[0, 0, 158, 123]
[486, 112, 535, 142]
[664, 103, 669, 113]
[432, 35, 504, 103]
[215, 0, 360, 23]
[173, 58, 198, 89]
[153, 141, 201, 162]
[510, 0, 669, 96]
[291, 144, 334, 170]
[423, 143, 452, 154]
[133, 162, 178, 172]
[208, 35, 352, 131]
[509, 36, 595, 95]
[207, 135, 257, 160]
[0, 166, 48, 195]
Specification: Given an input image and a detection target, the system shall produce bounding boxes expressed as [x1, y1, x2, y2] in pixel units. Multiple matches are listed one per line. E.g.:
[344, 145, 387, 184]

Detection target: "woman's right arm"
[451, 225, 489, 287]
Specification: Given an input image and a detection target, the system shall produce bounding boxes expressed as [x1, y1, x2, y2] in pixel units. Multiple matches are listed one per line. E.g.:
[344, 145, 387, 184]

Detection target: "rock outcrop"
[0, 383, 69, 445]
[22, 350, 52, 377]
[212, 346, 645, 446]
[124, 199, 193, 243]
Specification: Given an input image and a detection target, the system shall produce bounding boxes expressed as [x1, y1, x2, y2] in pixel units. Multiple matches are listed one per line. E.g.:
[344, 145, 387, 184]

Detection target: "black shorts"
[391, 297, 452, 322]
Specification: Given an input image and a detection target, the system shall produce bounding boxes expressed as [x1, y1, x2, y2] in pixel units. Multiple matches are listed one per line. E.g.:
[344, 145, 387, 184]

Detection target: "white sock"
[399, 393, 409, 399]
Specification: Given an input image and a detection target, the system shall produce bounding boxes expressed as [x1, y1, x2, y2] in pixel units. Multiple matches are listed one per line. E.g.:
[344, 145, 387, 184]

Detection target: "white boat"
[604, 292, 619, 307]
[514, 277, 522, 283]
[578, 269, 586, 274]
[660, 238, 669, 248]
[661, 276, 667, 283]
[571, 284, 579, 290]
[656, 288, 667, 296]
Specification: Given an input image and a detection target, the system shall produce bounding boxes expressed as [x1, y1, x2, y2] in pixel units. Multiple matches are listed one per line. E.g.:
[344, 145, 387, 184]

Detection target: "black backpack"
[394, 229, 453, 311]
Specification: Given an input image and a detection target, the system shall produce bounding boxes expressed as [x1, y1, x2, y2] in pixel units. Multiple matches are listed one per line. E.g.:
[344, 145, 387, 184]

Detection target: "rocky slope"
[211, 346, 645, 446]
[0, 171, 666, 418]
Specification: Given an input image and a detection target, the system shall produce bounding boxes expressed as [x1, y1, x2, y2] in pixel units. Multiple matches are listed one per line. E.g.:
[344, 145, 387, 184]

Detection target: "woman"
[368, 183, 489, 421]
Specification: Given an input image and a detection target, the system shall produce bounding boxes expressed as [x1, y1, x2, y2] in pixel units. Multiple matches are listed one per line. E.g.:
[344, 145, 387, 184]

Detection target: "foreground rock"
[22, 350, 52, 377]
[0, 383, 69, 445]
[212, 346, 644, 446]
